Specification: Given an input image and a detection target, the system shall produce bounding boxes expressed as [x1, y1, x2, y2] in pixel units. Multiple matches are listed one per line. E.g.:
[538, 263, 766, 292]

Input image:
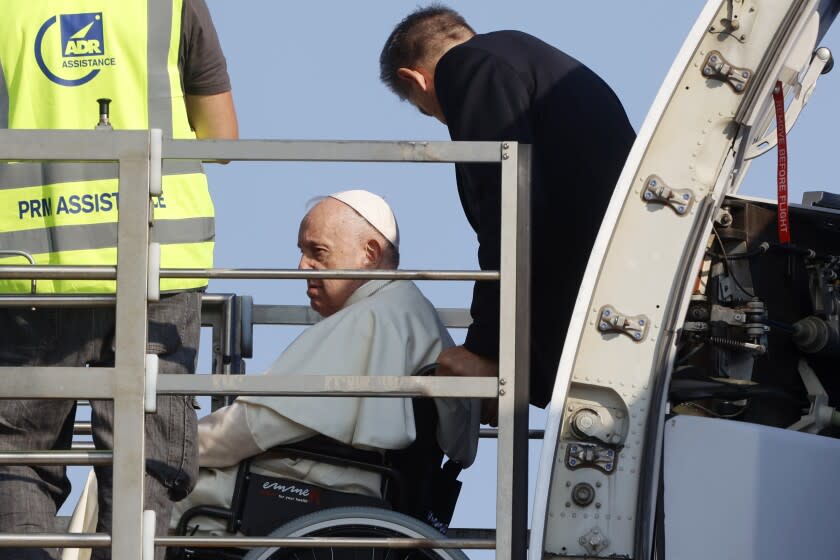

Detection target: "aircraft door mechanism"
[789, 359, 840, 433]
[708, 0, 757, 42]
[745, 48, 833, 160]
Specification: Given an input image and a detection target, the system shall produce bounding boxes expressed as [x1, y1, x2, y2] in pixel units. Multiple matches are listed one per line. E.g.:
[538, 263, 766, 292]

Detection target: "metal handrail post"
[495, 142, 531, 560]
[109, 130, 155, 559]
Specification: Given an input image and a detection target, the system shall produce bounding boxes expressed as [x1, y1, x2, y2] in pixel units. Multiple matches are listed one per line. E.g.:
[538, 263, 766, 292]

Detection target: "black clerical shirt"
[435, 30, 636, 407]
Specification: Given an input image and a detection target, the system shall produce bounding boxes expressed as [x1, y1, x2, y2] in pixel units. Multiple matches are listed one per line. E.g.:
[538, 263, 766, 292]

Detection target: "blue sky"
[66, 2, 840, 556]
[199, 3, 840, 555]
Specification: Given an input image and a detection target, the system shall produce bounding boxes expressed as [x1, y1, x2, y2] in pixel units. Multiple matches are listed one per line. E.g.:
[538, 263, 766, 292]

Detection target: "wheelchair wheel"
[242, 506, 469, 560]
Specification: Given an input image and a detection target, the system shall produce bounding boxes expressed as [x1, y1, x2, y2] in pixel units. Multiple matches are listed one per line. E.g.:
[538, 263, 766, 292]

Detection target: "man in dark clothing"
[380, 6, 635, 415]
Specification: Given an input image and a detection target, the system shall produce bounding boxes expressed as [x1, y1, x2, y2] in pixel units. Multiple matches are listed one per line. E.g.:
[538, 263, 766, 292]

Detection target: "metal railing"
[0, 131, 531, 559]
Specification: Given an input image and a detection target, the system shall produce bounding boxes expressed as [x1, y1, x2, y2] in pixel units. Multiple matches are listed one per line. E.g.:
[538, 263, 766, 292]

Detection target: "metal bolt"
[633, 332, 642, 340]
[742, 71, 750, 78]
[643, 191, 654, 201]
[735, 83, 745, 91]
[502, 153, 510, 160]
[649, 178, 657, 187]
[703, 67, 713, 76]
[682, 193, 690, 200]
[574, 412, 595, 432]
[605, 463, 613, 470]
[602, 309, 611, 317]
[499, 378, 507, 385]
[607, 450, 614, 457]
[569, 458, 578, 466]
[595, 481, 602, 488]
[567, 501, 572, 508]
[571, 482, 596, 507]
[638, 319, 645, 326]
[599, 321, 609, 330]
[502, 142, 510, 149]
[677, 205, 686, 213]
[566, 481, 572, 487]
[499, 389, 506, 396]
[595, 502, 601, 509]
[710, 55, 718, 63]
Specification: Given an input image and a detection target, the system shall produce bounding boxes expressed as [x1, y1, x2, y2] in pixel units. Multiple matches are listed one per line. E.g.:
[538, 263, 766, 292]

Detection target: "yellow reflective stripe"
[0, 180, 120, 233]
[0, 173, 212, 235]
[0, 241, 212, 293]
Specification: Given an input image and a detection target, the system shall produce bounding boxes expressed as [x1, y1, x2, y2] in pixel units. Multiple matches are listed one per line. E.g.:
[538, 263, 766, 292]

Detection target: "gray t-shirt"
[179, 0, 232, 95]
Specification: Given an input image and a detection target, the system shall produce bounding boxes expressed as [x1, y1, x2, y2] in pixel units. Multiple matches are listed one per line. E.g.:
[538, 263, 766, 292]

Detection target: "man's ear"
[364, 238, 383, 268]
[397, 67, 431, 93]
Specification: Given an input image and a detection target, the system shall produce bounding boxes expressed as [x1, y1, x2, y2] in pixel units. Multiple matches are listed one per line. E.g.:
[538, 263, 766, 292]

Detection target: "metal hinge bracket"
[566, 442, 617, 474]
[597, 305, 649, 342]
[702, 50, 753, 93]
[642, 175, 694, 215]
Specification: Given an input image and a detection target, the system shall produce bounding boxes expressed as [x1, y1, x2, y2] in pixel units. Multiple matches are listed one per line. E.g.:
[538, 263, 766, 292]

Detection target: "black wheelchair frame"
[169, 367, 465, 560]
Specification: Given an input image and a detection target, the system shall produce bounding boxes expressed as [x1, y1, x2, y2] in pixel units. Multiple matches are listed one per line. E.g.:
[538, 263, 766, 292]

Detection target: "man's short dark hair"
[379, 5, 475, 100]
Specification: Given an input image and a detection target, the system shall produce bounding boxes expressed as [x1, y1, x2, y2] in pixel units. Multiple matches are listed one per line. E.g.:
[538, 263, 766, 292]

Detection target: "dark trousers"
[0, 292, 202, 560]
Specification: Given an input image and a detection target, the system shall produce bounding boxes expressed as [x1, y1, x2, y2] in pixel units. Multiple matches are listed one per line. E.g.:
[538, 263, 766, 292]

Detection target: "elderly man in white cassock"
[63, 190, 478, 555]
[167, 190, 480, 535]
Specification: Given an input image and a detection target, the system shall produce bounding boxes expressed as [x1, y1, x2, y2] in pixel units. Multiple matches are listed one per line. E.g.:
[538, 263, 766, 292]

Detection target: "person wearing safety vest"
[0, 1, 238, 558]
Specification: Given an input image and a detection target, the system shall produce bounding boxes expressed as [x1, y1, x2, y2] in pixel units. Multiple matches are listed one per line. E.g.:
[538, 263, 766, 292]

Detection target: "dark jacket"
[435, 30, 635, 407]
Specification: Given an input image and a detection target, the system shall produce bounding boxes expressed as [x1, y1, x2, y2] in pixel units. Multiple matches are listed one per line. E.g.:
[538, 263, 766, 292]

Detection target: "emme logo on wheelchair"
[259, 481, 318, 505]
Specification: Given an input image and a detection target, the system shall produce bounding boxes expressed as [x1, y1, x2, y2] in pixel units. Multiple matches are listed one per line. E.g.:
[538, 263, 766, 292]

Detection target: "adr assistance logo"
[35, 12, 117, 87]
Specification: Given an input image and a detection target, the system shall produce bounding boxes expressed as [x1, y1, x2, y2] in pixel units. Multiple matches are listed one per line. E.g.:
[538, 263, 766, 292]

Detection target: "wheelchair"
[169, 368, 469, 560]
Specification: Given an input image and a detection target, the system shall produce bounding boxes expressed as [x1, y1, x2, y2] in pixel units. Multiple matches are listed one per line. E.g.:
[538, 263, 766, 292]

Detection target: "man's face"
[297, 199, 368, 317]
[408, 89, 446, 124]
[398, 67, 447, 125]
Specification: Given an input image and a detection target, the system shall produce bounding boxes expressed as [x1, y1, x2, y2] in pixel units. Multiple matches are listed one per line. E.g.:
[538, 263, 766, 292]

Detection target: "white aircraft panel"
[664, 416, 840, 560]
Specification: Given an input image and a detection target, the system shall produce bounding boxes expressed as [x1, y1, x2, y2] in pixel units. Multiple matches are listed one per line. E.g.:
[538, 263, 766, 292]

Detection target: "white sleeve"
[198, 401, 316, 467]
[434, 396, 481, 467]
[242, 401, 318, 452]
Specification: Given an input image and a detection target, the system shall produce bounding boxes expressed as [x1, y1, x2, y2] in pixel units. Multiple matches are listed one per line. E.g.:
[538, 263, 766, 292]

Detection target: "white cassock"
[170, 279, 480, 534]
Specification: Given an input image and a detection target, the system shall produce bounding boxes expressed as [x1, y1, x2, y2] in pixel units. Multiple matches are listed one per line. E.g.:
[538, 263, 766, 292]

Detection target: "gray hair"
[305, 196, 400, 268]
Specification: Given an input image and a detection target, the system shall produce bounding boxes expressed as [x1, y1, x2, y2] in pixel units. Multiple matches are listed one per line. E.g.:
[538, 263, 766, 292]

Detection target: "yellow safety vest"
[0, 0, 214, 293]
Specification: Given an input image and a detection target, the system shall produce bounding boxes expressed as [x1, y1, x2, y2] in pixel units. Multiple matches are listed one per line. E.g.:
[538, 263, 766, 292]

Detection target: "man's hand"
[436, 345, 499, 425]
[436, 345, 498, 377]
